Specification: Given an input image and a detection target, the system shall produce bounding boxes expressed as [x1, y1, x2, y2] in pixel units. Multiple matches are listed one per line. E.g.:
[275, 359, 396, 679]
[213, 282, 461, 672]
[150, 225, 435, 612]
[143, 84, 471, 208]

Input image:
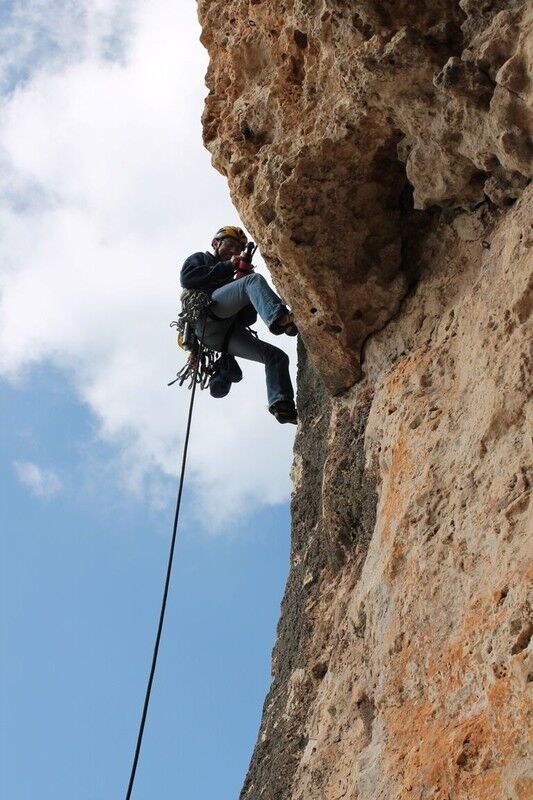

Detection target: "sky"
[0, 2, 296, 798]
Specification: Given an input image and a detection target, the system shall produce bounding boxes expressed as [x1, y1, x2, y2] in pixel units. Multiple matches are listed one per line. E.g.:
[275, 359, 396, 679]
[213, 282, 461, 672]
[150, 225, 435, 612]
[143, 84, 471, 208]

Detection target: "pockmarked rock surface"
[199, 0, 532, 392]
[198, 2, 532, 799]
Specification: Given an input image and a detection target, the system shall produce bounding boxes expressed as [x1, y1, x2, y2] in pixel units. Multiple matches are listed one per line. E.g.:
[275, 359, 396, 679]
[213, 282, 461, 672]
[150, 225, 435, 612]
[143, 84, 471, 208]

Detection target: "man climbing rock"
[180, 225, 298, 424]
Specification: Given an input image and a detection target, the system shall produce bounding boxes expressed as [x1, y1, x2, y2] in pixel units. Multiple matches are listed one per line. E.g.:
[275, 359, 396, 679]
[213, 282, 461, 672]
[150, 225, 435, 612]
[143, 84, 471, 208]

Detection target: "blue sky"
[0, 3, 295, 798]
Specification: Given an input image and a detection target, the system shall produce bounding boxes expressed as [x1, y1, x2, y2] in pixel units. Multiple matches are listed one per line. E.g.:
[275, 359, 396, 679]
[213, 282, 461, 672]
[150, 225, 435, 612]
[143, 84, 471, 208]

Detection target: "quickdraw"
[168, 346, 219, 390]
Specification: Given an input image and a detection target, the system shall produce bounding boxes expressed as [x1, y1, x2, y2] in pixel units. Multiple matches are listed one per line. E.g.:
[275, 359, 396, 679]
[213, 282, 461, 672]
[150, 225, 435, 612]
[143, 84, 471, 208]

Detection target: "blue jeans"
[197, 273, 294, 407]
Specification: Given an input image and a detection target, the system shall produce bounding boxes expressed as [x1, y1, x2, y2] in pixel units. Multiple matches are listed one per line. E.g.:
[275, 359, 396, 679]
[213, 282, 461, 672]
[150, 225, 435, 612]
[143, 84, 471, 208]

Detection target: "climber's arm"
[180, 252, 234, 290]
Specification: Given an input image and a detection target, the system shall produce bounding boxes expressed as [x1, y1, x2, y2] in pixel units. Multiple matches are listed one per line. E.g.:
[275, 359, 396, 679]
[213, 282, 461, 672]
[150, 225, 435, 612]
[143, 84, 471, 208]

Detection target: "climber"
[180, 225, 298, 424]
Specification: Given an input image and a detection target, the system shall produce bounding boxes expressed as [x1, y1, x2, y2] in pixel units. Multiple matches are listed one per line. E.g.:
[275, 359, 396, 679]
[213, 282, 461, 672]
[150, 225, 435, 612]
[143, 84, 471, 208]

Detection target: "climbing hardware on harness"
[173, 289, 212, 350]
[168, 343, 219, 390]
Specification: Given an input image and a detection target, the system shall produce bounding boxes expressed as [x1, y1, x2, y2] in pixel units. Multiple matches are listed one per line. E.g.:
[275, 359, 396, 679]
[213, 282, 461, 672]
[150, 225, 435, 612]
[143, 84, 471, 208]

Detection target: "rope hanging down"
[124, 315, 207, 800]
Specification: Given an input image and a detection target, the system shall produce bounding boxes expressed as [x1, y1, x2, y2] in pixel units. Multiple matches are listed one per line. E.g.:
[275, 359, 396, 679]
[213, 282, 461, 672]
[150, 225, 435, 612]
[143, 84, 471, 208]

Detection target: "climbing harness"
[124, 316, 207, 800]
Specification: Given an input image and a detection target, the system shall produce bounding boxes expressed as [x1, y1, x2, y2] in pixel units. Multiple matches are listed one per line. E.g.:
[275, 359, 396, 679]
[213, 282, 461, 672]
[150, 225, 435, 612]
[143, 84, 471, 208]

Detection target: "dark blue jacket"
[180, 251, 234, 292]
[180, 251, 257, 327]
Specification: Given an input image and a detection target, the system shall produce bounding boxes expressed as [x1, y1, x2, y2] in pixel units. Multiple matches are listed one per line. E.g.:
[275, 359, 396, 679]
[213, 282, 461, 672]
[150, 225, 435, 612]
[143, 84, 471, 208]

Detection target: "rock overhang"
[198, 0, 532, 394]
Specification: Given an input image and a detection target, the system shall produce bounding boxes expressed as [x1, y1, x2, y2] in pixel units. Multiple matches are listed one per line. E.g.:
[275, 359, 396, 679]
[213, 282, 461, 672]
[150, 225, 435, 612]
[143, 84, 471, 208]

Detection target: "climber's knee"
[266, 344, 289, 367]
[279, 348, 289, 366]
[244, 272, 264, 288]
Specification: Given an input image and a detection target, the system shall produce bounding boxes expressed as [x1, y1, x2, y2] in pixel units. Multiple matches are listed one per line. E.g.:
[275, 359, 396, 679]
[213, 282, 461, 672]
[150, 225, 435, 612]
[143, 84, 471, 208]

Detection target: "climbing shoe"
[269, 400, 298, 425]
[209, 374, 231, 398]
[269, 311, 298, 337]
[209, 354, 243, 398]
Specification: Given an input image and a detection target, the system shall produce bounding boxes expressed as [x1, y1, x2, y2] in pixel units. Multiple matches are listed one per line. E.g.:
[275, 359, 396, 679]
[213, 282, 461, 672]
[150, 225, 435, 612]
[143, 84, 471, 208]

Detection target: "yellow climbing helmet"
[213, 225, 247, 245]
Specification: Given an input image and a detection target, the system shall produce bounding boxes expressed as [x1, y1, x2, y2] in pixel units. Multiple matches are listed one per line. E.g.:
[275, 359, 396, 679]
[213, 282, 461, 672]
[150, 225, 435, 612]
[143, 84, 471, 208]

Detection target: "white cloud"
[0, 1, 135, 93]
[0, 0, 297, 529]
[13, 461, 62, 498]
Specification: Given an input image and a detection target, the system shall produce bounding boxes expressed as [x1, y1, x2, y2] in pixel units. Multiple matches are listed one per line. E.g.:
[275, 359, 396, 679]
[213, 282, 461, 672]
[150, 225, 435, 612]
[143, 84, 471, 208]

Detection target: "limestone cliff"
[198, 2, 532, 798]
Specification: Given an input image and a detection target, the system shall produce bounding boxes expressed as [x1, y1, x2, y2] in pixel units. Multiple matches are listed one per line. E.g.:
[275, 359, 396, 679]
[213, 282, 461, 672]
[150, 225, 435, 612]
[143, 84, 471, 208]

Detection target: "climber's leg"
[211, 273, 287, 329]
[225, 326, 294, 408]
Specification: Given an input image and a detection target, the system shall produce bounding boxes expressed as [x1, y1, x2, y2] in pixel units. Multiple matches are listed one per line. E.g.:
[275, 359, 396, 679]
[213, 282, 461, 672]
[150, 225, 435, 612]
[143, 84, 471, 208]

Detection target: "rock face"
[199, 0, 532, 392]
[198, 2, 532, 799]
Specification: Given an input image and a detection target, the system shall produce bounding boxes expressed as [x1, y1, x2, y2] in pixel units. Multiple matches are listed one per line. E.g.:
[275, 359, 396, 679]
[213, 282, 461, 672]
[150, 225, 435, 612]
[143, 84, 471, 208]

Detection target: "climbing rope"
[124, 314, 207, 800]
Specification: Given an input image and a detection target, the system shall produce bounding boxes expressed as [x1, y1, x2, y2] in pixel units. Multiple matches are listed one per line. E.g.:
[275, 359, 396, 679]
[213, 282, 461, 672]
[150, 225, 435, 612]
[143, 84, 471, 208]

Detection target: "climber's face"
[213, 236, 243, 260]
